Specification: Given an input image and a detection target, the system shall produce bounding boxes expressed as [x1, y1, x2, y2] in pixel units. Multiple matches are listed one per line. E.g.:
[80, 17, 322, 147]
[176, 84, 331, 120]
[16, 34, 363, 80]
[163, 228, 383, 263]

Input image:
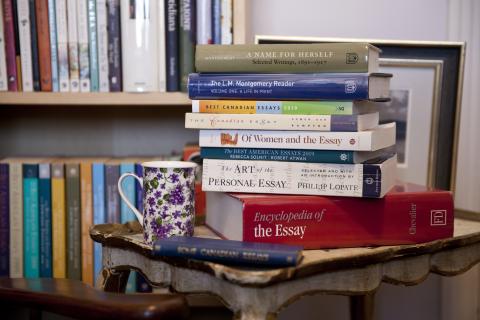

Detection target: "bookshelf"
[0, 0, 250, 158]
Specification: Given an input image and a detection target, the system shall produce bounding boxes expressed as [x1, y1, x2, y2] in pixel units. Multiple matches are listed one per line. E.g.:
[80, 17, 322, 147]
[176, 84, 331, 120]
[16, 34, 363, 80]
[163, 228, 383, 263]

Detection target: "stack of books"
[0, 0, 233, 93]
[186, 43, 454, 251]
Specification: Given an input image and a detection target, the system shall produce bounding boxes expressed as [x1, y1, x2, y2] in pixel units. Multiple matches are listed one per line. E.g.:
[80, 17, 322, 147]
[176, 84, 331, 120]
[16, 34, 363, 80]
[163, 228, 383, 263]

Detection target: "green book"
[195, 43, 380, 73]
[23, 164, 40, 278]
[66, 163, 81, 280]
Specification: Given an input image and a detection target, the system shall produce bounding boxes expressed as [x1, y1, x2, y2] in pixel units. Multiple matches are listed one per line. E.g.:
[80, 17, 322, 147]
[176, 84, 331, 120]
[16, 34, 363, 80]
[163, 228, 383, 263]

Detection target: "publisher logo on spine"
[345, 80, 357, 94]
[346, 53, 359, 64]
[430, 210, 447, 226]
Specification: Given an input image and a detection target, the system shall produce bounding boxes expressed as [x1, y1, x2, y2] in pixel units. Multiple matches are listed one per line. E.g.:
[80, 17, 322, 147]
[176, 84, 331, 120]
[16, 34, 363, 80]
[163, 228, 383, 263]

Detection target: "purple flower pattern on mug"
[142, 166, 196, 244]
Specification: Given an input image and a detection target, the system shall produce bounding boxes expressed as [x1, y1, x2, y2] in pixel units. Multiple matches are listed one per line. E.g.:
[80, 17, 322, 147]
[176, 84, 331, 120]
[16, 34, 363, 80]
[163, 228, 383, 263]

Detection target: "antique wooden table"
[91, 218, 480, 320]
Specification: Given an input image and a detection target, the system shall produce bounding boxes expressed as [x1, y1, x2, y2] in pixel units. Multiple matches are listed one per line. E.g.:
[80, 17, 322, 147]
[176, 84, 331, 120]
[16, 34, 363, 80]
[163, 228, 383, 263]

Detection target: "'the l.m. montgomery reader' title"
[209, 80, 295, 88]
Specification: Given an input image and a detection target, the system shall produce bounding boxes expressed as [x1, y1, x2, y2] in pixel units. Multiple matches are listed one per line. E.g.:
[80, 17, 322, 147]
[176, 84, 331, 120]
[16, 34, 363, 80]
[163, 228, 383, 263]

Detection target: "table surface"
[90, 218, 480, 287]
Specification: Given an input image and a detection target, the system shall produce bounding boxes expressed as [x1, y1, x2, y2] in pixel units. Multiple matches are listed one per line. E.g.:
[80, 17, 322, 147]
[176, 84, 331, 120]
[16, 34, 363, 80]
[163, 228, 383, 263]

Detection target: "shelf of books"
[0, 92, 191, 106]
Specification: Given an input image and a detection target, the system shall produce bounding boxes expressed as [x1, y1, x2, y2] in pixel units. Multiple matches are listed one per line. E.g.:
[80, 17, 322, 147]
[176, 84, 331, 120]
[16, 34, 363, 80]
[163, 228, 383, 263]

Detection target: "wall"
[247, 0, 480, 319]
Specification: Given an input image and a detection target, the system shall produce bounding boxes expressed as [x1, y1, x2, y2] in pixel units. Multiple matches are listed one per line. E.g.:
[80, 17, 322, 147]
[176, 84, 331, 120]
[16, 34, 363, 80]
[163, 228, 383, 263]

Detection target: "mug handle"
[118, 173, 144, 227]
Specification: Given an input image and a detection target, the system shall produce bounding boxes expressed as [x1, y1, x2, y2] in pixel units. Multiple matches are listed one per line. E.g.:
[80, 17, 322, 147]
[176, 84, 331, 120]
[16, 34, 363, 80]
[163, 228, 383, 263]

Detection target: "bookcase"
[0, 0, 250, 158]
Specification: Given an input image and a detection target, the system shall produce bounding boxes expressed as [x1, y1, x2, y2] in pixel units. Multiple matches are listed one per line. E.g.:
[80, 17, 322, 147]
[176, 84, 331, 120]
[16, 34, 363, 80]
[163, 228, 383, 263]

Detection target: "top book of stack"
[195, 43, 380, 73]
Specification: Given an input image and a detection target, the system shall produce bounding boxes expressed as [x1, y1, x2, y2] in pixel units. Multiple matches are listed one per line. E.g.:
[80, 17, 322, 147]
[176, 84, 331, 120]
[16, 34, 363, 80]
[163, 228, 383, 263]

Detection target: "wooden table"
[90, 218, 480, 320]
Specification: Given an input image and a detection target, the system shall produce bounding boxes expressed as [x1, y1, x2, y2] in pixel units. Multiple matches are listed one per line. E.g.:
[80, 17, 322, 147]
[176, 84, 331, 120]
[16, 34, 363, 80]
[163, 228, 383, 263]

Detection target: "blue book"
[39, 164, 52, 277]
[120, 162, 137, 292]
[48, 0, 59, 91]
[134, 163, 144, 214]
[29, 0, 41, 91]
[92, 163, 105, 284]
[188, 73, 391, 101]
[23, 164, 40, 278]
[200, 147, 389, 164]
[0, 164, 9, 277]
[211, 0, 221, 44]
[152, 236, 303, 267]
[166, 0, 179, 91]
[88, 0, 99, 91]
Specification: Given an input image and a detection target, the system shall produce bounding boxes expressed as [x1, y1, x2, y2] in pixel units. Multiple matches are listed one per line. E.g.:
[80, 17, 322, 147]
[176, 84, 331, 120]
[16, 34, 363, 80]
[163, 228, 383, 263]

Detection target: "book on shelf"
[96, 0, 109, 92]
[48, 0, 59, 92]
[165, 0, 179, 92]
[16, 0, 33, 92]
[212, 0, 221, 44]
[12, 0, 22, 91]
[39, 163, 53, 277]
[179, 0, 195, 92]
[0, 163, 8, 276]
[152, 236, 303, 267]
[185, 112, 380, 131]
[87, 0, 99, 92]
[120, 0, 159, 92]
[157, 0, 167, 92]
[220, 0, 232, 45]
[0, 3, 8, 91]
[35, 0, 53, 91]
[51, 162, 66, 278]
[195, 43, 380, 73]
[188, 73, 392, 101]
[198, 122, 396, 151]
[200, 147, 393, 164]
[56, 0, 70, 92]
[196, 0, 212, 45]
[80, 161, 94, 285]
[205, 183, 454, 249]
[202, 154, 397, 198]
[67, 0, 80, 92]
[106, 0, 122, 92]
[77, 0, 91, 92]
[92, 162, 105, 284]
[65, 162, 81, 280]
[3, 0, 18, 91]
[191, 99, 381, 115]
[23, 162, 41, 277]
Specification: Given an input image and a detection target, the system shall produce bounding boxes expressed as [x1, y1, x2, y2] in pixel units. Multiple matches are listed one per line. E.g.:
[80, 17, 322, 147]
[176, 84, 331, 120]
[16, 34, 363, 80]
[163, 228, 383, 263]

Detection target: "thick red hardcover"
[208, 184, 454, 249]
[35, 0, 52, 91]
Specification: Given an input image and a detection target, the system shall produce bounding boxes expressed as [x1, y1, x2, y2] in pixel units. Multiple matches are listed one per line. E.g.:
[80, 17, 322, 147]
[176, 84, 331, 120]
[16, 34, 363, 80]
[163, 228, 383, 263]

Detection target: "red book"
[206, 184, 454, 249]
[2, 0, 18, 91]
[35, 0, 52, 91]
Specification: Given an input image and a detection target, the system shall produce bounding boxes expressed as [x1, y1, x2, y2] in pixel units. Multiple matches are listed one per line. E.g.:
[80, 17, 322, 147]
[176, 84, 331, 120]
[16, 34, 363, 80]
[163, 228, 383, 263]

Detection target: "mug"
[118, 161, 198, 245]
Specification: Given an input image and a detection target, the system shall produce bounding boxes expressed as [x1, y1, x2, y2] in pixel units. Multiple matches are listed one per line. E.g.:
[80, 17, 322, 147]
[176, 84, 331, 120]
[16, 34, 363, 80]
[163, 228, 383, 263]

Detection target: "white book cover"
[67, 0, 80, 92]
[157, 0, 166, 92]
[185, 112, 379, 131]
[17, 0, 33, 91]
[56, 0, 70, 92]
[96, 0, 109, 92]
[202, 155, 397, 198]
[196, 0, 212, 44]
[8, 162, 23, 278]
[77, 0, 90, 92]
[199, 122, 396, 151]
[120, 0, 159, 92]
[220, 0, 232, 44]
[0, 4, 6, 91]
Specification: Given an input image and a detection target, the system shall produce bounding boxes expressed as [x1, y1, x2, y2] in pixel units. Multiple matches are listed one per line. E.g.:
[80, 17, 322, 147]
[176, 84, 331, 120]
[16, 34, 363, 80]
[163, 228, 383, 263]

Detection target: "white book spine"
[9, 163, 23, 278]
[196, 0, 212, 44]
[0, 4, 7, 91]
[77, 0, 90, 92]
[96, 0, 109, 92]
[120, 0, 159, 92]
[157, 0, 166, 92]
[220, 0, 232, 44]
[67, 0, 80, 92]
[17, 0, 34, 91]
[56, 0, 70, 92]
[199, 123, 396, 151]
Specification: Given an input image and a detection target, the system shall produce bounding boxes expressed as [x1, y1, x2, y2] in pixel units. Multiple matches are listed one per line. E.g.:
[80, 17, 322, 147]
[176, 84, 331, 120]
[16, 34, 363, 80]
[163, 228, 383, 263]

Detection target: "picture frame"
[255, 36, 466, 192]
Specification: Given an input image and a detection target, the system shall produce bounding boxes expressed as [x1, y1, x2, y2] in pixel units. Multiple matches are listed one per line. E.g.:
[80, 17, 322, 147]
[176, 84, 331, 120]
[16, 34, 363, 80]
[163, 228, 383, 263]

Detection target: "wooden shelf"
[0, 92, 191, 106]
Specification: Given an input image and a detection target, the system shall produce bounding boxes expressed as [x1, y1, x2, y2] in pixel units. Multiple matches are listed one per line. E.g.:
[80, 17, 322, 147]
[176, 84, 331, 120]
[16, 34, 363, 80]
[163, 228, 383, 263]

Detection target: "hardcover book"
[185, 112, 379, 132]
[120, 0, 159, 92]
[107, 0, 122, 91]
[200, 147, 392, 165]
[206, 183, 455, 249]
[195, 43, 380, 73]
[188, 73, 392, 101]
[202, 155, 397, 198]
[198, 123, 396, 151]
[52, 162, 66, 278]
[28, 0, 40, 91]
[179, 0, 195, 91]
[191, 99, 380, 115]
[152, 236, 303, 267]
[3, 0, 18, 91]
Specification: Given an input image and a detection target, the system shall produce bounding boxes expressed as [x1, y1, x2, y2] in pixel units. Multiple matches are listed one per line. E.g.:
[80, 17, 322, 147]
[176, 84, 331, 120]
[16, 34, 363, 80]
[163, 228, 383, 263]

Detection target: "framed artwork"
[255, 36, 466, 192]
